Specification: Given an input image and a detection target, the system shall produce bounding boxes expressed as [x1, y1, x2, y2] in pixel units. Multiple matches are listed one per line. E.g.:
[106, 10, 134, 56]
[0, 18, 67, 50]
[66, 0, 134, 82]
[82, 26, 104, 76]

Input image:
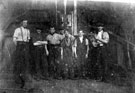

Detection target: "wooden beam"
[73, 0, 77, 35]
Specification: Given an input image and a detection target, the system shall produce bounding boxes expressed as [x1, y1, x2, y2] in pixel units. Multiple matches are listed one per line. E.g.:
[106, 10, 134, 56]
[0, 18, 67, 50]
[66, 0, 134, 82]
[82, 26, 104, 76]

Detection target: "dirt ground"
[24, 79, 131, 93]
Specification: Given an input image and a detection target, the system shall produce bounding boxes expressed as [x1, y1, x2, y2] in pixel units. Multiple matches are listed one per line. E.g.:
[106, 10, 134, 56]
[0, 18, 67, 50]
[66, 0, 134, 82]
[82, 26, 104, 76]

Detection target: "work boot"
[19, 76, 25, 88]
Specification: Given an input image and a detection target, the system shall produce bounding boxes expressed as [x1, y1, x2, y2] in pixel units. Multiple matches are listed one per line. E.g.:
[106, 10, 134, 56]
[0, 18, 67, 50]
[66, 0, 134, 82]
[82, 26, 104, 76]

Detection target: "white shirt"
[13, 27, 30, 42]
[47, 33, 65, 45]
[96, 30, 109, 46]
[79, 36, 83, 43]
[74, 36, 89, 47]
[96, 30, 103, 46]
[97, 30, 103, 39]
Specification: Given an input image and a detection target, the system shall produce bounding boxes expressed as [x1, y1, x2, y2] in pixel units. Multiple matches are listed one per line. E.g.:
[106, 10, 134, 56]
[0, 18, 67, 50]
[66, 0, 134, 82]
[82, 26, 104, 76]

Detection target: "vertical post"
[73, 0, 77, 35]
[55, 0, 58, 30]
[71, 11, 74, 35]
[64, 0, 67, 29]
[64, 0, 67, 15]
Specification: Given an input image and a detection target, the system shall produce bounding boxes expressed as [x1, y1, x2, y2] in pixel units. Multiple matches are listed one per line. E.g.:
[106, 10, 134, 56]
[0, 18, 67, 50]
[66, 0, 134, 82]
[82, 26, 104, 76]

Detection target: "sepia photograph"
[0, 0, 135, 93]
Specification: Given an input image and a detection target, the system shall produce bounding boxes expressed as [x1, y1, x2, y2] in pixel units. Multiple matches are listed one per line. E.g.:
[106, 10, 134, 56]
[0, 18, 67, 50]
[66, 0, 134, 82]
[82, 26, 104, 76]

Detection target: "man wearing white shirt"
[13, 20, 30, 88]
[46, 27, 65, 79]
[95, 25, 109, 81]
[13, 20, 30, 43]
[74, 30, 89, 78]
[96, 26, 109, 46]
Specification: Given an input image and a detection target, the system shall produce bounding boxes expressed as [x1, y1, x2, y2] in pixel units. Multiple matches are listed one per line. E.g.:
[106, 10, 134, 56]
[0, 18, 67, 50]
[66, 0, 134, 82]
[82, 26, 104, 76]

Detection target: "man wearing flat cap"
[32, 28, 48, 80]
[95, 25, 109, 81]
[46, 27, 65, 79]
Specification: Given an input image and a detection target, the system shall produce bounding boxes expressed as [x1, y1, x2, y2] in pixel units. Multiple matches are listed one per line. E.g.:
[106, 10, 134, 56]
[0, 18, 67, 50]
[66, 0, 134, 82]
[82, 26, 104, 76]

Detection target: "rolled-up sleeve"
[103, 32, 109, 43]
[85, 38, 89, 45]
[27, 30, 30, 40]
[13, 28, 19, 42]
[46, 35, 50, 41]
[74, 39, 77, 47]
[59, 34, 65, 40]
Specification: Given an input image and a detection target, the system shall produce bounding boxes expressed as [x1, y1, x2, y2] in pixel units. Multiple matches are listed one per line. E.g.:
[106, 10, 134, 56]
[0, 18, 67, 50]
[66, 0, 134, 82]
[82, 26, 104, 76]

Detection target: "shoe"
[101, 77, 106, 82]
[15, 80, 22, 84]
[69, 77, 76, 80]
[32, 75, 40, 81]
[95, 77, 103, 82]
[56, 76, 62, 80]
[41, 76, 49, 80]
[20, 81, 25, 88]
[35, 77, 40, 81]
[20, 83, 25, 88]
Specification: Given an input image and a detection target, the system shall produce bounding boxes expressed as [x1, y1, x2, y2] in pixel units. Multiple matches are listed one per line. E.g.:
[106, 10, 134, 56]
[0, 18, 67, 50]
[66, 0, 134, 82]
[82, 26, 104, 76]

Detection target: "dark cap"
[97, 23, 104, 26]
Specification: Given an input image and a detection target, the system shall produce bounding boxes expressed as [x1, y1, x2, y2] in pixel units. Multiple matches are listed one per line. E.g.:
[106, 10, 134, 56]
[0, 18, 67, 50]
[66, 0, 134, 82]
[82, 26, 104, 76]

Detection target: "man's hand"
[61, 55, 63, 59]
[85, 54, 88, 58]
[133, 46, 135, 51]
[46, 50, 49, 56]
[75, 54, 78, 58]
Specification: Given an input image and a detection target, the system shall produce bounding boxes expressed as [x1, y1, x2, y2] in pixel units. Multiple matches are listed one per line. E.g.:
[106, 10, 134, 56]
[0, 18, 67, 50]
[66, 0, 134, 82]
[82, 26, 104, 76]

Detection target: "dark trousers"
[34, 46, 48, 77]
[90, 47, 100, 79]
[97, 46, 107, 80]
[13, 42, 29, 86]
[75, 52, 87, 78]
[48, 45, 61, 78]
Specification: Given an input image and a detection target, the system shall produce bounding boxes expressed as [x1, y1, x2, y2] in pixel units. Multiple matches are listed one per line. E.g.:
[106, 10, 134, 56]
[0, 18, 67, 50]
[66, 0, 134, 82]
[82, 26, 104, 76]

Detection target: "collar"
[50, 32, 55, 35]
[99, 30, 103, 33]
[21, 26, 27, 29]
[37, 33, 41, 35]
[79, 36, 83, 38]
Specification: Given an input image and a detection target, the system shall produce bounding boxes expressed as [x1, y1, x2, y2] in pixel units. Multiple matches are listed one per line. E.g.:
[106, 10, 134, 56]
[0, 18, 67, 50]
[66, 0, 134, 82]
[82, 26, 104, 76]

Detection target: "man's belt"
[17, 41, 28, 45]
[48, 44, 60, 48]
[35, 45, 44, 48]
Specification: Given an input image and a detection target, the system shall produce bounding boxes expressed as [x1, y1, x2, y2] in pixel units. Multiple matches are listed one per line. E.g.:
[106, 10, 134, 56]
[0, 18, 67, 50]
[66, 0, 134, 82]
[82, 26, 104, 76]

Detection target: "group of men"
[13, 19, 109, 88]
